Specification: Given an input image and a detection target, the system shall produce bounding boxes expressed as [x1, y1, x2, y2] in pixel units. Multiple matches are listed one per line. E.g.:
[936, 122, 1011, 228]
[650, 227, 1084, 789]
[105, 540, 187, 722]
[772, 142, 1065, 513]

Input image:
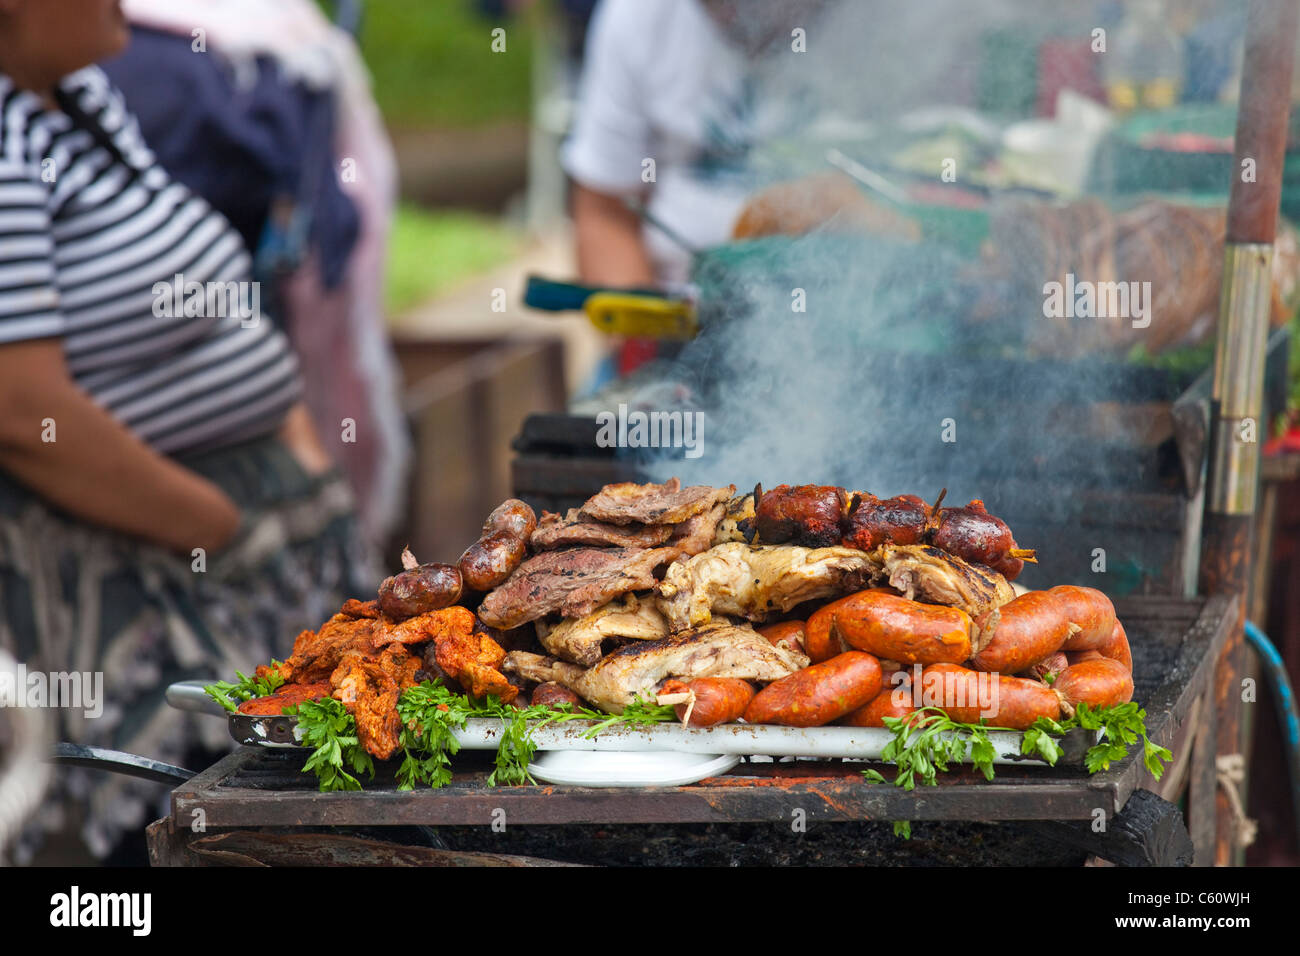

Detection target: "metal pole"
[1200, 0, 1299, 866]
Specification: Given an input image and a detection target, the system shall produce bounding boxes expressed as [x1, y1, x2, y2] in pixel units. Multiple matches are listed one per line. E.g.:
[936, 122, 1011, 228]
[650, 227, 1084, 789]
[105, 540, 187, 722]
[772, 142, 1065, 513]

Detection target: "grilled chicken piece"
[278, 613, 384, 684]
[657, 542, 879, 631]
[504, 620, 808, 713]
[373, 606, 477, 646]
[329, 644, 422, 761]
[712, 493, 756, 546]
[579, 478, 735, 526]
[478, 546, 680, 629]
[874, 543, 1015, 653]
[530, 509, 675, 550]
[535, 594, 669, 666]
[237, 680, 334, 715]
[371, 605, 518, 702]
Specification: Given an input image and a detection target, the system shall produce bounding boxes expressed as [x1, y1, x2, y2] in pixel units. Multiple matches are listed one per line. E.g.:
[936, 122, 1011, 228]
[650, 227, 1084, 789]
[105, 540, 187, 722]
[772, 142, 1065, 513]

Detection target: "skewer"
[655, 690, 696, 727]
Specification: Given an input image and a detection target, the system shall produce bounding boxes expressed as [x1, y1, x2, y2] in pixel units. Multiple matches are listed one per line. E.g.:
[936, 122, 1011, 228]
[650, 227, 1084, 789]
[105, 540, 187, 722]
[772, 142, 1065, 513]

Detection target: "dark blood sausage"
[1049, 585, 1117, 651]
[378, 562, 463, 620]
[659, 678, 755, 727]
[757, 620, 807, 657]
[531, 681, 583, 709]
[970, 590, 1074, 675]
[842, 493, 930, 550]
[839, 672, 917, 727]
[458, 531, 528, 592]
[754, 484, 847, 547]
[1097, 619, 1133, 673]
[931, 499, 1024, 580]
[1053, 658, 1134, 715]
[808, 589, 971, 665]
[482, 499, 537, 541]
[920, 663, 1061, 729]
[743, 651, 882, 727]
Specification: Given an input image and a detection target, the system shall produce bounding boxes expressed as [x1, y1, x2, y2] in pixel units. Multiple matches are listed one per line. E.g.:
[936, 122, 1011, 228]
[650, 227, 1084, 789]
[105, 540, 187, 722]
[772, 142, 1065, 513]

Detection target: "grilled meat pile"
[239, 477, 1134, 757]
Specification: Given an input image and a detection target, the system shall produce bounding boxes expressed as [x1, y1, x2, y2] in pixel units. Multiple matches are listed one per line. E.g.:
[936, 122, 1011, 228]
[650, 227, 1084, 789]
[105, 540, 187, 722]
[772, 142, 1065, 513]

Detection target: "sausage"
[1097, 619, 1133, 673]
[970, 591, 1074, 674]
[1024, 651, 1069, 683]
[743, 651, 882, 727]
[659, 678, 755, 728]
[378, 562, 463, 620]
[458, 531, 528, 592]
[757, 620, 807, 657]
[531, 681, 583, 709]
[754, 484, 848, 547]
[808, 589, 972, 665]
[842, 493, 931, 550]
[839, 672, 918, 727]
[804, 599, 851, 664]
[482, 499, 537, 541]
[1065, 649, 1103, 666]
[1053, 658, 1134, 715]
[1048, 585, 1117, 651]
[932, 499, 1027, 580]
[920, 663, 1061, 729]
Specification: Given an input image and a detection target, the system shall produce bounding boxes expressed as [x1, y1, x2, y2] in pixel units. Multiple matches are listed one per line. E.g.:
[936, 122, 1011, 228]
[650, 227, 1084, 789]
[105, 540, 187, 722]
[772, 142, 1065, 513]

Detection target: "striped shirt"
[0, 66, 301, 454]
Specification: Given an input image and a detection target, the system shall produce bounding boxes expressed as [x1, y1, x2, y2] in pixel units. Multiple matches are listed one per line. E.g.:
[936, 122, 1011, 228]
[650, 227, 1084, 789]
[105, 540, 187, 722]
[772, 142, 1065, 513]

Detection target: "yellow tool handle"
[582, 292, 698, 340]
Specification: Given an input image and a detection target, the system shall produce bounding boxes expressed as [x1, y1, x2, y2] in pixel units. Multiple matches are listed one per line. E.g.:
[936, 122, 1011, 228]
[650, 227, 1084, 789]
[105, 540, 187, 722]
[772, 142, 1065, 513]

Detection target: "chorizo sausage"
[1097, 619, 1133, 673]
[658, 678, 755, 727]
[754, 484, 847, 547]
[804, 600, 850, 664]
[931, 499, 1028, 581]
[458, 531, 528, 592]
[757, 620, 807, 657]
[919, 663, 1061, 729]
[1049, 585, 1117, 651]
[842, 493, 930, 551]
[378, 562, 463, 620]
[482, 498, 537, 541]
[744, 651, 883, 727]
[809, 589, 972, 665]
[970, 590, 1073, 674]
[1024, 651, 1069, 683]
[1053, 658, 1133, 715]
[1065, 649, 1103, 666]
[530, 681, 583, 709]
[839, 672, 918, 727]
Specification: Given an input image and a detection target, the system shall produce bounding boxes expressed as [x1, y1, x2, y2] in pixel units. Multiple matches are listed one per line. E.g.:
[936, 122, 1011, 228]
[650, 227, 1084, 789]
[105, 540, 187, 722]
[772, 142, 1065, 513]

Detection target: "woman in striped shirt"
[0, 0, 376, 860]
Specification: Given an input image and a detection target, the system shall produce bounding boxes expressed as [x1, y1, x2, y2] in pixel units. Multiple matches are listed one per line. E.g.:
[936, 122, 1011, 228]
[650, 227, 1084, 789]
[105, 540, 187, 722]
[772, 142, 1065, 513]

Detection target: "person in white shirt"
[562, 0, 831, 290]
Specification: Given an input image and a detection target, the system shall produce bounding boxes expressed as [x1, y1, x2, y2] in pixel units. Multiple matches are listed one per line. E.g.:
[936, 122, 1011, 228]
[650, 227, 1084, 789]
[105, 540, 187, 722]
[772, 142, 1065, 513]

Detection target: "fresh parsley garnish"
[863, 701, 1171, 816]
[290, 696, 374, 792]
[204, 663, 284, 713]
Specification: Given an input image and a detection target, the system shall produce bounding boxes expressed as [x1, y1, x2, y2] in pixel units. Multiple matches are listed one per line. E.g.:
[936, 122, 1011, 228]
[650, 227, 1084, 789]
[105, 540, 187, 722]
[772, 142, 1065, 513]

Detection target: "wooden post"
[1200, 0, 1300, 866]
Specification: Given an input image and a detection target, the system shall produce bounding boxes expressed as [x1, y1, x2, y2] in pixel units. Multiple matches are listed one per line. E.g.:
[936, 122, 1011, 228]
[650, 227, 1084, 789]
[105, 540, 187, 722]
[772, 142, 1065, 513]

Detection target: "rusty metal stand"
[1200, 0, 1300, 866]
